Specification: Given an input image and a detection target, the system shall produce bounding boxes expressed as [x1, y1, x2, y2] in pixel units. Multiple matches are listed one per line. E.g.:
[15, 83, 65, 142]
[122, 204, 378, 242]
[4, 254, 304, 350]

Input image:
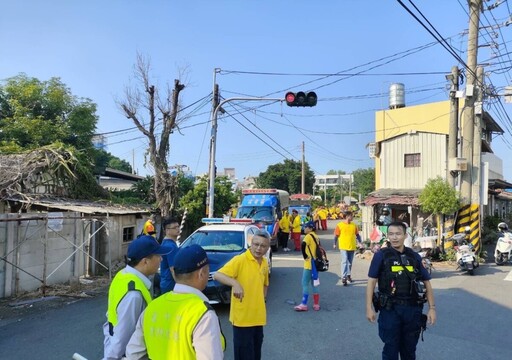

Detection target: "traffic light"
[285, 91, 317, 107]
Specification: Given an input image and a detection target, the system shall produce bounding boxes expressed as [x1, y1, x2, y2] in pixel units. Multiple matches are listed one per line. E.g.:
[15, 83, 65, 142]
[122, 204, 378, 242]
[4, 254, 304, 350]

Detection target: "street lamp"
[207, 96, 284, 218]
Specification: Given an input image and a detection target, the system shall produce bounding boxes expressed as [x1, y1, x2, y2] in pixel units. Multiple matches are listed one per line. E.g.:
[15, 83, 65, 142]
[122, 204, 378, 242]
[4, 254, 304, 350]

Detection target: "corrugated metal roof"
[363, 188, 422, 206]
[364, 195, 419, 206]
[14, 198, 150, 215]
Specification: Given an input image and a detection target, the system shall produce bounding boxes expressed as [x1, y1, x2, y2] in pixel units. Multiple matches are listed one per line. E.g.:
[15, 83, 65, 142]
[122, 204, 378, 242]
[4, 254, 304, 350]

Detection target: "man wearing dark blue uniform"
[366, 221, 437, 360]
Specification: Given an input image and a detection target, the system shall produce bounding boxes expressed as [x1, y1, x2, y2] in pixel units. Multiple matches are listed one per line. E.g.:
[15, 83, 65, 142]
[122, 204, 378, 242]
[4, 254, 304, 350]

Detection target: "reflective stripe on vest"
[391, 265, 414, 272]
[143, 292, 226, 359]
[378, 248, 419, 298]
[107, 271, 152, 327]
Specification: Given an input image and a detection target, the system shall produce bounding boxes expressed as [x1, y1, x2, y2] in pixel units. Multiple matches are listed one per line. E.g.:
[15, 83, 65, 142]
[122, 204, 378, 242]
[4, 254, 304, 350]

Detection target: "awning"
[362, 188, 422, 206]
[363, 195, 419, 206]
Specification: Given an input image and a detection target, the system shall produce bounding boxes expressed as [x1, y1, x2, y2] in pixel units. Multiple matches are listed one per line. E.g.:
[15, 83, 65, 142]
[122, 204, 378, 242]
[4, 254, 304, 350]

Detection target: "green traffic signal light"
[285, 91, 317, 107]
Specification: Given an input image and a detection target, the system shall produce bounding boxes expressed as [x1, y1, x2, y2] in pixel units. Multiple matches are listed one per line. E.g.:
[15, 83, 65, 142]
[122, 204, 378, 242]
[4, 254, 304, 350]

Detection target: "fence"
[0, 212, 110, 298]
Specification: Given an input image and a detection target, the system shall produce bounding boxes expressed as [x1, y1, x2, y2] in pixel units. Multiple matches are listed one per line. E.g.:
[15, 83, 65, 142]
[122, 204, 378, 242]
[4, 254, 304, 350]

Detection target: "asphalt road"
[1, 220, 512, 359]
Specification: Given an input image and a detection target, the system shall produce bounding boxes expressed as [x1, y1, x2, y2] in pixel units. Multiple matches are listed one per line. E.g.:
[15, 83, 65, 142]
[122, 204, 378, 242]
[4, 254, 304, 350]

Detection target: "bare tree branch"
[117, 54, 187, 217]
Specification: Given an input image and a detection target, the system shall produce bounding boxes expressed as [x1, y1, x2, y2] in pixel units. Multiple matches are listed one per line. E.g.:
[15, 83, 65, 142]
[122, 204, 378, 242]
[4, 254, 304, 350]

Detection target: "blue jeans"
[378, 304, 423, 360]
[301, 269, 319, 295]
[340, 250, 355, 278]
[233, 325, 264, 360]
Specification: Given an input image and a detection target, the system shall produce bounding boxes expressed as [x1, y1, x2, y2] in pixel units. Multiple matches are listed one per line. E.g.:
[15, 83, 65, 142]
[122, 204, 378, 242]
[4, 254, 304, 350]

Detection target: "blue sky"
[2, 1, 512, 182]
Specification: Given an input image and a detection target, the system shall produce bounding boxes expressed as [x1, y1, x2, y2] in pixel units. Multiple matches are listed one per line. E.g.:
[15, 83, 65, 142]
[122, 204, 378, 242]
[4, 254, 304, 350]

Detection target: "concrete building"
[361, 97, 510, 242]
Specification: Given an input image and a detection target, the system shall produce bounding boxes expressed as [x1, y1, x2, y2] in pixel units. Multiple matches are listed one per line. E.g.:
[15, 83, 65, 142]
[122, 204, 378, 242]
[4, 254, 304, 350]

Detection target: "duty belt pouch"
[372, 293, 380, 312]
[379, 294, 393, 310]
[420, 314, 428, 341]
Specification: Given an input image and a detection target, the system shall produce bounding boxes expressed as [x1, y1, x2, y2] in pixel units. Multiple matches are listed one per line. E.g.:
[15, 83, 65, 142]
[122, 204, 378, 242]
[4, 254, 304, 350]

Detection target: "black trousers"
[233, 325, 264, 360]
[277, 231, 289, 248]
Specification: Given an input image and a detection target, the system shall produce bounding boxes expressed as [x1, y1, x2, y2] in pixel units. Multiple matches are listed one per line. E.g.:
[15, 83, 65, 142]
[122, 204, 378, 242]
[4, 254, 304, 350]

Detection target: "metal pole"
[447, 66, 460, 187]
[301, 141, 305, 194]
[207, 96, 284, 218]
[207, 69, 219, 216]
[460, 0, 481, 204]
[472, 66, 484, 205]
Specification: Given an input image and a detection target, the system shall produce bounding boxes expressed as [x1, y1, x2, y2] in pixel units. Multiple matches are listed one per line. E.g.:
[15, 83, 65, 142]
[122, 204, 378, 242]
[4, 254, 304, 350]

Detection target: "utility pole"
[207, 95, 284, 218]
[207, 68, 220, 216]
[460, 0, 481, 204]
[301, 141, 305, 194]
[472, 66, 484, 205]
[447, 65, 460, 187]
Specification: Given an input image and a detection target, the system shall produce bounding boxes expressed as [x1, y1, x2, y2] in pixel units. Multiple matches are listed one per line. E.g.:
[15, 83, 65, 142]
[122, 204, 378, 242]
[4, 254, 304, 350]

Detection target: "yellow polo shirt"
[217, 250, 269, 327]
[291, 215, 302, 233]
[302, 232, 318, 270]
[334, 221, 358, 250]
[279, 216, 290, 233]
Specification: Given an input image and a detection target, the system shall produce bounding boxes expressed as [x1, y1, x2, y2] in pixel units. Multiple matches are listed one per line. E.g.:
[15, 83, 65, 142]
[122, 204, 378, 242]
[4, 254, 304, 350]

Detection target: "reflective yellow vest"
[107, 271, 152, 327]
[143, 292, 226, 359]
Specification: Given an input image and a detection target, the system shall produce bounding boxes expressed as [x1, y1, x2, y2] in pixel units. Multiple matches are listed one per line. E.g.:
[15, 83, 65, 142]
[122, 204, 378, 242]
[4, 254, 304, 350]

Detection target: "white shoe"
[284, 247, 290, 252]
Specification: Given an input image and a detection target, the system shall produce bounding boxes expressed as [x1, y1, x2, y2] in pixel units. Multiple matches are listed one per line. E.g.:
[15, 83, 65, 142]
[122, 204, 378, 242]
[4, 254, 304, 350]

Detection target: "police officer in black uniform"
[366, 221, 437, 360]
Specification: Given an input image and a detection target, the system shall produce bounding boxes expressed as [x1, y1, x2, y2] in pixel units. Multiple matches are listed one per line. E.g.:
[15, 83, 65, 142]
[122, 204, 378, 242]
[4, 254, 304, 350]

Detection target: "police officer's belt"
[391, 298, 420, 306]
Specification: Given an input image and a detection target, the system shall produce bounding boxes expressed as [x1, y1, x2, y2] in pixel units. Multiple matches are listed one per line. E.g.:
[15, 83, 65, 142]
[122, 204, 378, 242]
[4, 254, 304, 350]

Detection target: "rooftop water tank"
[389, 83, 405, 109]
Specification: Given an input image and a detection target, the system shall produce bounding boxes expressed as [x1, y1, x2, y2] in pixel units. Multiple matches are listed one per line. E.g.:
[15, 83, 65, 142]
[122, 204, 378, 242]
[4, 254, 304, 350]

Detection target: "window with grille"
[404, 153, 421, 168]
[123, 226, 135, 242]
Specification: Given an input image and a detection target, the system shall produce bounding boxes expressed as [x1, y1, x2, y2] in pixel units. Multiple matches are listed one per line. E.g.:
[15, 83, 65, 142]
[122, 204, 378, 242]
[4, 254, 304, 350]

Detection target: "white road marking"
[505, 269, 512, 281]
[273, 256, 304, 261]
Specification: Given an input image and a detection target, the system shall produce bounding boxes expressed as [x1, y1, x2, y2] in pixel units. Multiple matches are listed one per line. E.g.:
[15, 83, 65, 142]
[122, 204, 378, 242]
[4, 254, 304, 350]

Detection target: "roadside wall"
[0, 212, 84, 298]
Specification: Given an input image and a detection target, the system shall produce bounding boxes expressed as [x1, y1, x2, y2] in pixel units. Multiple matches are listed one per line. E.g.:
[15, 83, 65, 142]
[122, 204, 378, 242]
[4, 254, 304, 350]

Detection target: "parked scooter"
[495, 222, 512, 266]
[451, 227, 479, 275]
[412, 236, 436, 275]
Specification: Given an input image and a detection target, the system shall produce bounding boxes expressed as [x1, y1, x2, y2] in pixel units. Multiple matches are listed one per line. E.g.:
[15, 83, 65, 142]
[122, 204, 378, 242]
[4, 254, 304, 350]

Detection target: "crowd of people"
[103, 209, 436, 360]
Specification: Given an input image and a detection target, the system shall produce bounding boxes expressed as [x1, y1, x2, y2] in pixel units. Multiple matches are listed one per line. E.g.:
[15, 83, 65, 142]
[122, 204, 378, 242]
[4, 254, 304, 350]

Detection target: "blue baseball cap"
[127, 235, 170, 261]
[305, 221, 316, 229]
[173, 244, 209, 274]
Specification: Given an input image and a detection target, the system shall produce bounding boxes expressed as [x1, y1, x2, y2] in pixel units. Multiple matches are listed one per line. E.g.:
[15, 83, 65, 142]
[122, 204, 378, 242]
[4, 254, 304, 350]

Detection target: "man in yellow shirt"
[141, 215, 156, 237]
[294, 221, 321, 311]
[278, 211, 291, 252]
[214, 230, 270, 360]
[333, 210, 361, 286]
[290, 209, 302, 251]
[318, 206, 328, 231]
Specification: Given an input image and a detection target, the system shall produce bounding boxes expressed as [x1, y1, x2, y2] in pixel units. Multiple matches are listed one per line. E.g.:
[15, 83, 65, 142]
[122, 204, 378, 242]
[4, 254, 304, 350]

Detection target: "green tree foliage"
[92, 148, 133, 174]
[0, 75, 107, 199]
[419, 176, 460, 215]
[107, 154, 132, 173]
[179, 176, 237, 231]
[352, 168, 375, 198]
[0, 74, 97, 155]
[419, 177, 460, 246]
[255, 159, 315, 194]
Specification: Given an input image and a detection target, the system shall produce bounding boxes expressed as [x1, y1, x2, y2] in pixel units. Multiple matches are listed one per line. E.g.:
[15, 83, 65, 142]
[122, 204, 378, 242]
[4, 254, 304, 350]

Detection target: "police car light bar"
[229, 218, 254, 224]
[201, 217, 254, 224]
[201, 218, 224, 223]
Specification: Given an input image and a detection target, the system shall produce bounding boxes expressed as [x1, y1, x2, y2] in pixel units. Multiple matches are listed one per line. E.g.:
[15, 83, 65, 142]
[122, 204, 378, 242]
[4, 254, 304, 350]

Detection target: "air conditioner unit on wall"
[448, 157, 467, 171]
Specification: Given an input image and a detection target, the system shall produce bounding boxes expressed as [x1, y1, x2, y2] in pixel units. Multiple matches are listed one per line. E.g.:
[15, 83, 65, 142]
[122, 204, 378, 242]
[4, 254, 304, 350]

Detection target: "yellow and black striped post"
[455, 204, 481, 253]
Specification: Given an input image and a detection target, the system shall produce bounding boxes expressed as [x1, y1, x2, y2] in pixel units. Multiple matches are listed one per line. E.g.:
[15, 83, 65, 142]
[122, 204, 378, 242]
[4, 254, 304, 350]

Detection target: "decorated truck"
[235, 189, 290, 250]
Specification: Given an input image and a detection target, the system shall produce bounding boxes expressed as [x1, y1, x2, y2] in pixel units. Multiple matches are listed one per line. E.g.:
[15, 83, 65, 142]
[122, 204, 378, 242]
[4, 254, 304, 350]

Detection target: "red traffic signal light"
[285, 91, 317, 107]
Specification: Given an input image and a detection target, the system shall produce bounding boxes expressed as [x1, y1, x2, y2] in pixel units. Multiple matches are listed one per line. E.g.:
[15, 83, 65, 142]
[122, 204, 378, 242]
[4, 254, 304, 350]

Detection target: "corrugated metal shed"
[380, 132, 447, 189]
[14, 198, 150, 215]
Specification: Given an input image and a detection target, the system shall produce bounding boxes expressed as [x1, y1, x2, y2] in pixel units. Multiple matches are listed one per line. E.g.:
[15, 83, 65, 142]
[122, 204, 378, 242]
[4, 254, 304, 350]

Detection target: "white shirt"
[125, 283, 224, 360]
[103, 266, 152, 360]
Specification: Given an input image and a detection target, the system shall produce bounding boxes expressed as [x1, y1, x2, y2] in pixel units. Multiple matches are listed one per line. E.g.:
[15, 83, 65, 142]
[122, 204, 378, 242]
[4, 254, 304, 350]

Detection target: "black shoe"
[347, 276, 353, 284]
